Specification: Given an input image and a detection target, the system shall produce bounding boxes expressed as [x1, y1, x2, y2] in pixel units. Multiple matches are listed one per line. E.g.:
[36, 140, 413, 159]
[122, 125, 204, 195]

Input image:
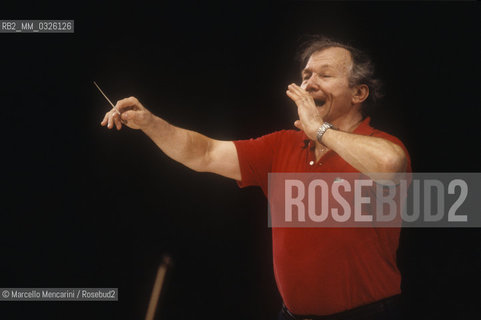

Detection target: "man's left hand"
[286, 83, 324, 141]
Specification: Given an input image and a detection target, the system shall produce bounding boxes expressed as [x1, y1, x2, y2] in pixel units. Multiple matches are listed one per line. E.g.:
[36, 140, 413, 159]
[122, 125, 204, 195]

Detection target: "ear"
[351, 84, 369, 104]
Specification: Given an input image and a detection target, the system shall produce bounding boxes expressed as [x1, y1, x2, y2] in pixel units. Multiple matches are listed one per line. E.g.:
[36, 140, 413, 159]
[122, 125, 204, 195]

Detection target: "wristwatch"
[316, 122, 334, 143]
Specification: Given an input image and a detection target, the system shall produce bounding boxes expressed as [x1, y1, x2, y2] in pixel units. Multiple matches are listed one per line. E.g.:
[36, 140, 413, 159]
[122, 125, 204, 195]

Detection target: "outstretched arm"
[100, 97, 241, 181]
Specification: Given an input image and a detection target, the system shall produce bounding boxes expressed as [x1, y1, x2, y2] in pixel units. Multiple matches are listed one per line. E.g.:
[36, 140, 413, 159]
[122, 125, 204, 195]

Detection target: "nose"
[304, 75, 320, 93]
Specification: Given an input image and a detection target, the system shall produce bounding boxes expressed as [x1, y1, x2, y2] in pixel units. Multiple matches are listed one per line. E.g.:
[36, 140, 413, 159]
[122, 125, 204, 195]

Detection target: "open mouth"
[314, 98, 326, 107]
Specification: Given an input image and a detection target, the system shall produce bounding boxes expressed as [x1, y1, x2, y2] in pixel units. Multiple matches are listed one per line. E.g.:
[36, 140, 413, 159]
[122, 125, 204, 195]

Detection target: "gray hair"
[297, 35, 383, 115]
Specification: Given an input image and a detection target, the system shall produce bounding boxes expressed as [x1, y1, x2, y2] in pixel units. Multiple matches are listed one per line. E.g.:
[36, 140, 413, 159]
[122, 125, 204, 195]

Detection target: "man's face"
[300, 47, 357, 123]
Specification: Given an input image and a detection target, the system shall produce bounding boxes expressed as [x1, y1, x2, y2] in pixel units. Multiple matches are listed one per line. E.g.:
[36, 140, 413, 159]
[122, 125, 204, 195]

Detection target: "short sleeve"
[371, 130, 412, 173]
[233, 131, 283, 191]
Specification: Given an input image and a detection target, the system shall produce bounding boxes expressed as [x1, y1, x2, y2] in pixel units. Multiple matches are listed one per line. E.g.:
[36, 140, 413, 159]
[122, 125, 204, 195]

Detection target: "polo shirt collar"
[353, 116, 375, 136]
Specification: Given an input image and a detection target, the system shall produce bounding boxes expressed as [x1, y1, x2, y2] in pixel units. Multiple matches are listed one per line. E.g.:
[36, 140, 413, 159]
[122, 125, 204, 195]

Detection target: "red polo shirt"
[233, 117, 411, 315]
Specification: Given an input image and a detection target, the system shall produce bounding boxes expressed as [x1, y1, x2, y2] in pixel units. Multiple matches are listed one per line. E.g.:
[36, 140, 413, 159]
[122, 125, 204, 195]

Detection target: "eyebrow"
[302, 64, 333, 74]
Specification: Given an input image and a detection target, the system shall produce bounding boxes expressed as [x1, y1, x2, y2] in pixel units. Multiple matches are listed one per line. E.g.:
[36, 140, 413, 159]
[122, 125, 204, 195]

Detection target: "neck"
[330, 111, 364, 133]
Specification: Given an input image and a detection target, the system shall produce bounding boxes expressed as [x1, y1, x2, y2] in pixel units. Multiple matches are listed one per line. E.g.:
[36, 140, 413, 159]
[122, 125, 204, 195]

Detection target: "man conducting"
[101, 36, 410, 320]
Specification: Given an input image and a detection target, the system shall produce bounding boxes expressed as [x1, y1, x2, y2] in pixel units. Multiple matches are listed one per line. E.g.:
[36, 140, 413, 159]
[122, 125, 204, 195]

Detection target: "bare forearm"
[102, 97, 240, 179]
[142, 115, 211, 171]
[322, 129, 407, 174]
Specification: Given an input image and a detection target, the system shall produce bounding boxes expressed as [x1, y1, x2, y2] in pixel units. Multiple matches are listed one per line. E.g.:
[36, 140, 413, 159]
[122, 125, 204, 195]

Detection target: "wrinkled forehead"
[304, 47, 353, 73]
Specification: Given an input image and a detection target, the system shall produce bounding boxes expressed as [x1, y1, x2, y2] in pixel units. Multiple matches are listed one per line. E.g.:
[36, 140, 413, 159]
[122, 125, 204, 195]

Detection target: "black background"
[1, 1, 480, 319]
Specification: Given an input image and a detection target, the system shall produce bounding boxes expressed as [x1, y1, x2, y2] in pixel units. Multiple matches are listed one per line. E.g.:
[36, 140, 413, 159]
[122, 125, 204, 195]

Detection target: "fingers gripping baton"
[93, 81, 128, 125]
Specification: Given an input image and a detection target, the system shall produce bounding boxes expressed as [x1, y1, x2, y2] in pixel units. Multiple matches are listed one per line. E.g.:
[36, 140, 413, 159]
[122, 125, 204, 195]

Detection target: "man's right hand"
[100, 96, 153, 131]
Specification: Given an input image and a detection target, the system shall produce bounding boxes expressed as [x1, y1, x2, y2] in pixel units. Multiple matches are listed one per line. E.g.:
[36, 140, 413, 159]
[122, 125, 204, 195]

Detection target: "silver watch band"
[316, 122, 334, 143]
